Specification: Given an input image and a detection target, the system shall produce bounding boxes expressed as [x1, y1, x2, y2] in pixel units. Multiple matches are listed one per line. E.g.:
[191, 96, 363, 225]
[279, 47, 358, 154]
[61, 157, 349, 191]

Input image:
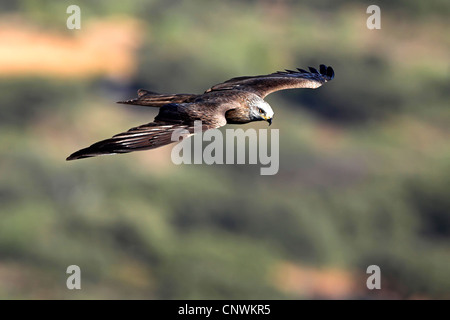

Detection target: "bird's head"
[249, 100, 274, 125]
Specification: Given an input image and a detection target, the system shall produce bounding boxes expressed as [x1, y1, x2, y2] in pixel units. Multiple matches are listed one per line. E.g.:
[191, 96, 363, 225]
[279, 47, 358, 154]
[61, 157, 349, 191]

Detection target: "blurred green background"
[0, 0, 449, 299]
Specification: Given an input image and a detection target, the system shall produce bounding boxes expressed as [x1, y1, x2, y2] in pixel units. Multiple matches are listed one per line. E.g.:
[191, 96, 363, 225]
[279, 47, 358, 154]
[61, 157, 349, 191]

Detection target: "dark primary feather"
[205, 64, 334, 98]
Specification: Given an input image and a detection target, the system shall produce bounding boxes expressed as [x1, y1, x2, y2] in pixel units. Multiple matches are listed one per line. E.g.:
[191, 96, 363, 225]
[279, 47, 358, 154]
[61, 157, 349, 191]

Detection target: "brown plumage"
[66, 65, 334, 160]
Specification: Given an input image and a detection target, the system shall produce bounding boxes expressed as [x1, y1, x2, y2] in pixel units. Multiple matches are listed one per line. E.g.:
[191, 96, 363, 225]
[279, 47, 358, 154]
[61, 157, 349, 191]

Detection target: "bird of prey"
[66, 64, 334, 160]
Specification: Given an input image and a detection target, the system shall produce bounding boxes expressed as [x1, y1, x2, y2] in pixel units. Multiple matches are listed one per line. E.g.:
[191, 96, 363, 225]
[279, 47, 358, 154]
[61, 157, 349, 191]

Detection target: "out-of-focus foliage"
[0, 0, 449, 299]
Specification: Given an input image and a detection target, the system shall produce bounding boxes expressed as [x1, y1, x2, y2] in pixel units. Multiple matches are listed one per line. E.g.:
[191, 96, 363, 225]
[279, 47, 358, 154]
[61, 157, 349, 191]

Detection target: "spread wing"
[206, 64, 334, 98]
[117, 89, 197, 107]
[66, 122, 195, 160]
[66, 103, 225, 160]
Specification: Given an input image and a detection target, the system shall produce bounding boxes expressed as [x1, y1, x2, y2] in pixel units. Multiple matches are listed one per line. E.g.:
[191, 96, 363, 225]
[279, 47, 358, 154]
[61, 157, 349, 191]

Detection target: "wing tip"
[66, 150, 116, 161]
[66, 150, 93, 161]
[307, 65, 334, 80]
[291, 64, 335, 81]
[311, 64, 335, 81]
[66, 145, 109, 161]
[66, 154, 81, 161]
[326, 66, 335, 80]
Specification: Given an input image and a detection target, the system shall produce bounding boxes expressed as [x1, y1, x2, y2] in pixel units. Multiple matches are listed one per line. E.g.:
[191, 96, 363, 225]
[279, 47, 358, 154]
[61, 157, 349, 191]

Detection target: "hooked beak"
[267, 117, 273, 126]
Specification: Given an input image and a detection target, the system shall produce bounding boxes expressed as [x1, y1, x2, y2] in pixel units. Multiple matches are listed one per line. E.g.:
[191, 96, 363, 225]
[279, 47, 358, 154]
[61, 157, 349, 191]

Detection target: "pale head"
[248, 99, 274, 125]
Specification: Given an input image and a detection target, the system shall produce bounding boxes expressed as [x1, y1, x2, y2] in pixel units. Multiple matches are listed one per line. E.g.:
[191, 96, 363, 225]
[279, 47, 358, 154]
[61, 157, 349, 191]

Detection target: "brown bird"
[66, 65, 334, 160]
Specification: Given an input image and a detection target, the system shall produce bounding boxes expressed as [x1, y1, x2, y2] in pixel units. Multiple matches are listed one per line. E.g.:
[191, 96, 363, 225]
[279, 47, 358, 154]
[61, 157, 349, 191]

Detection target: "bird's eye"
[258, 108, 265, 114]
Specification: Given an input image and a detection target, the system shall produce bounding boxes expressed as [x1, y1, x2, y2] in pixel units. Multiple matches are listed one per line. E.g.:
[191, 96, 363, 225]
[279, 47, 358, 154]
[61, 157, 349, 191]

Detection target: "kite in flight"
[67, 64, 334, 160]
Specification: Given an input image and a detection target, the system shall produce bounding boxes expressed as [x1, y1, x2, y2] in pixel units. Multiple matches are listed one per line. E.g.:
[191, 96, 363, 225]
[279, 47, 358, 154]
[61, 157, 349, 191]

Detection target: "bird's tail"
[117, 89, 197, 107]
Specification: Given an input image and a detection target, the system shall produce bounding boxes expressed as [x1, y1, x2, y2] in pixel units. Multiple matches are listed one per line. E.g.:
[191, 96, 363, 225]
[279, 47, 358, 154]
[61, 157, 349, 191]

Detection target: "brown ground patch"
[0, 16, 143, 78]
[273, 261, 363, 299]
